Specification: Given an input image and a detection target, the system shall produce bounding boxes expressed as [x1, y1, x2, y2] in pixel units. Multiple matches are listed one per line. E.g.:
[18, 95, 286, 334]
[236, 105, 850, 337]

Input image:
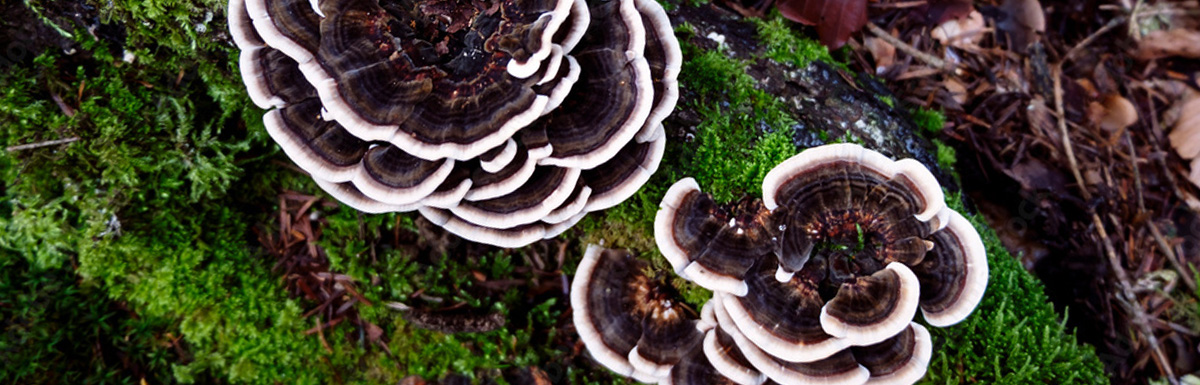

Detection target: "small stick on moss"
[865, 22, 952, 73]
[5, 137, 80, 152]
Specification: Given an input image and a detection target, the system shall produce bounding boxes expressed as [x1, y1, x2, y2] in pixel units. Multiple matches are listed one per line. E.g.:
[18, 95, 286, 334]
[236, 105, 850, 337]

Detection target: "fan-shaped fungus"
[230, 0, 680, 248]
[575, 143, 987, 384]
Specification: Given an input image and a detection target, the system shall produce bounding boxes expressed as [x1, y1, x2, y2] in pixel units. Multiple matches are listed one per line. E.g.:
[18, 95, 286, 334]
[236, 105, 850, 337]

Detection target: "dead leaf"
[1191, 157, 1200, 189]
[1134, 29, 1200, 60]
[1003, 157, 1068, 193]
[931, 10, 986, 48]
[365, 321, 384, 342]
[943, 77, 969, 104]
[1075, 78, 1099, 99]
[1028, 96, 1057, 138]
[775, 0, 868, 48]
[1169, 97, 1200, 159]
[863, 36, 895, 74]
[400, 376, 428, 385]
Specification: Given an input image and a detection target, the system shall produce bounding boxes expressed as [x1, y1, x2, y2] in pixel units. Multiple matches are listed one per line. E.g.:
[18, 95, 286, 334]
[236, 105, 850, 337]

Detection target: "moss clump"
[912, 107, 947, 136]
[310, 206, 582, 383]
[877, 94, 897, 108]
[0, 250, 176, 384]
[752, 16, 839, 69]
[0, 13, 326, 382]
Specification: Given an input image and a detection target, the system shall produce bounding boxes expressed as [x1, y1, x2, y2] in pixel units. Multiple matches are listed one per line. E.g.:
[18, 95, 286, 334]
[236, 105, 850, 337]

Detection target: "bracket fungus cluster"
[229, 0, 680, 247]
[571, 144, 988, 384]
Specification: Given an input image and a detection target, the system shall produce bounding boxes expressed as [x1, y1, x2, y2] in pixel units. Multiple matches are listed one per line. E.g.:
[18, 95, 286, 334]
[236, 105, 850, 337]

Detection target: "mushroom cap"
[632, 0, 682, 142]
[299, 0, 571, 160]
[911, 210, 988, 327]
[312, 179, 421, 214]
[570, 245, 648, 377]
[664, 340, 751, 385]
[762, 143, 945, 223]
[478, 139, 519, 174]
[534, 0, 654, 169]
[654, 178, 775, 296]
[853, 323, 932, 385]
[582, 132, 666, 212]
[628, 306, 705, 379]
[702, 313, 768, 385]
[571, 245, 703, 380]
[818, 263, 921, 347]
[263, 98, 366, 182]
[714, 292, 869, 385]
[420, 207, 548, 248]
[656, 178, 712, 273]
[722, 259, 850, 363]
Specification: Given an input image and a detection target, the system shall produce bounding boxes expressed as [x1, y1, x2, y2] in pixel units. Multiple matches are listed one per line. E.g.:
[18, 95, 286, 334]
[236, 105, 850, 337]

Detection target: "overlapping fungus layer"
[572, 143, 989, 384]
[230, 0, 679, 247]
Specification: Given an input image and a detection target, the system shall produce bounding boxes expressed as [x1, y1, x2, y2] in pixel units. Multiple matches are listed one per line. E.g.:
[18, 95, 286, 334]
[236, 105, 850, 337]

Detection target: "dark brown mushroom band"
[229, 0, 679, 247]
[571, 144, 989, 385]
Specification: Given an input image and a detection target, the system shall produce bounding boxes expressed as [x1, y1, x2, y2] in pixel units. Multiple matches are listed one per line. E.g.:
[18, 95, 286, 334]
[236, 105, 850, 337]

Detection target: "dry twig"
[1052, 60, 1180, 385]
[5, 137, 80, 152]
[865, 22, 954, 72]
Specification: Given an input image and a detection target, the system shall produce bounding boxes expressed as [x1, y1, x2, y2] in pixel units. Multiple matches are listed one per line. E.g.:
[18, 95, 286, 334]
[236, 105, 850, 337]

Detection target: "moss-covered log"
[0, 0, 1106, 384]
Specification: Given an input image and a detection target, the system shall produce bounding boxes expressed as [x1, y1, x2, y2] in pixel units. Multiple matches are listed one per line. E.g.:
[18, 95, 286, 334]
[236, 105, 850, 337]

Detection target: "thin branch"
[1051, 68, 1091, 201]
[1148, 221, 1198, 292]
[1094, 213, 1178, 385]
[1051, 61, 1179, 385]
[1061, 16, 1126, 66]
[5, 137, 80, 152]
[865, 22, 953, 72]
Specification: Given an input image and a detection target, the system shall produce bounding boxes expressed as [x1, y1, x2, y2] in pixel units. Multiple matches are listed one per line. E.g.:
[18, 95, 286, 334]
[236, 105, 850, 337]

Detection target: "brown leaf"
[364, 321, 385, 343]
[864, 36, 895, 74]
[1003, 157, 1068, 193]
[1135, 29, 1200, 60]
[1169, 97, 1200, 159]
[931, 10, 986, 48]
[775, 0, 868, 48]
[1190, 157, 1200, 189]
[943, 77, 969, 105]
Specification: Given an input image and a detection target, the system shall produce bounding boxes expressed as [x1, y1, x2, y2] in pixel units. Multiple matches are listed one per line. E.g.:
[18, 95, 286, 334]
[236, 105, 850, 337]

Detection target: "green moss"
[753, 16, 839, 69]
[911, 107, 947, 136]
[933, 139, 958, 175]
[877, 95, 896, 108]
[579, 32, 799, 260]
[0, 14, 320, 383]
[0, 249, 176, 384]
[675, 46, 798, 203]
[78, 208, 328, 384]
[310, 204, 581, 383]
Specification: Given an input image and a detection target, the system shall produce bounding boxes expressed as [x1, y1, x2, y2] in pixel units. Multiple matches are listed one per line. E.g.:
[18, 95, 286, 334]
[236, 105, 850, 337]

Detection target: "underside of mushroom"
[230, 0, 680, 247]
[575, 143, 987, 385]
